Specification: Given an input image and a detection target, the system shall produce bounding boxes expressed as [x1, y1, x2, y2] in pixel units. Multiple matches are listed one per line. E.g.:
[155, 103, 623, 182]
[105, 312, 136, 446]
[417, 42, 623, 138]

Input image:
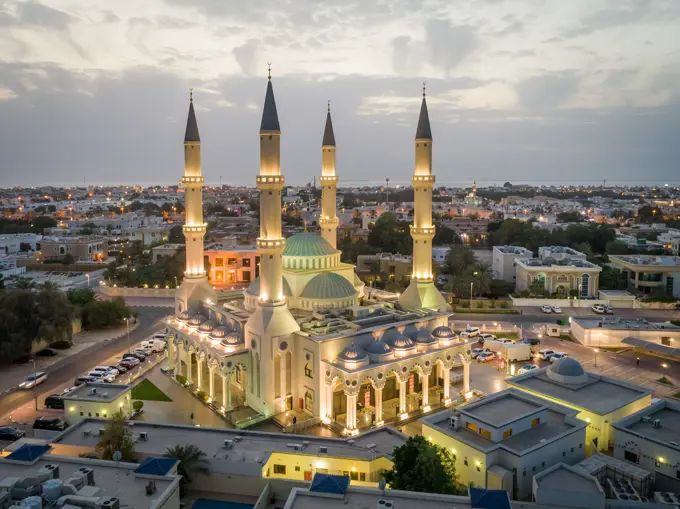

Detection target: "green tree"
[557, 211, 582, 223]
[605, 240, 632, 256]
[62, 253, 75, 265]
[67, 287, 97, 307]
[14, 277, 36, 290]
[384, 436, 465, 495]
[168, 225, 184, 243]
[367, 212, 412, 255]
[164, 444, 210, 495]
[445, 245, 477, 276]
[600, 266, 623, 290]
[81, 297, 133, 329]
[96, 412, 135, 461]
[433, 223, 458, 245]
[471, 264, 492, 297]
[529, 277, 546, 296]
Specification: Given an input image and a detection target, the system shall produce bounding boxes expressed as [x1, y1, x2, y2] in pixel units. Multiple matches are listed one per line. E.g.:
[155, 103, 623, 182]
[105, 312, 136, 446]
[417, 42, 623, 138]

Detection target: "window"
[571, 448, 574, 453]
[464, 459, 468, 466]
[579, 444, 582, 449]
[480, 428, 491, 439]
[503, 429, 513, 439]
[531, 418, 540, 427]
[466, 422, 478, 432]
[243, 258, 251, 267]
[227, 258, 237, 265]
[215, 257, 224, 266]
[350, 471, 358, 481]
[360, 473, 366, 482]
[295, 466, 300, 472]
[624, 451, 639, 464]
[562, 452, 566, 457]
[304, 363, 313, 378]
[273, 464, 286, 475]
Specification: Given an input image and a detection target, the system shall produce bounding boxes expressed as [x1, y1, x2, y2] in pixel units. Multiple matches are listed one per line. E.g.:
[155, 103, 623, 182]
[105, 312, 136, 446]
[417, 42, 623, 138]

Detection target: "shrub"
[500, 301, 509, 309]
[642, 295, 678, 303]
[50, 340, 73, 350]
[196, 390, 207, 401]
[519, 290, 530, 298]
[133, 400, 144, 411]
[175, 374, 187, 385]
[490, 300, 496, 309]
[458, 300, 470, 308]
[475, 301, 483, 309]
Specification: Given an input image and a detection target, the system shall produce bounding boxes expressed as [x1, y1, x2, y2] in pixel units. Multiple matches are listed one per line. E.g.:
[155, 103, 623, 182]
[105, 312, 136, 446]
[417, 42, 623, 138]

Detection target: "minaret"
[399, 84, 448, 311]
[245, 67, 299, 416]
[175, 91, 215, 314]
[319, 101, 339, 249]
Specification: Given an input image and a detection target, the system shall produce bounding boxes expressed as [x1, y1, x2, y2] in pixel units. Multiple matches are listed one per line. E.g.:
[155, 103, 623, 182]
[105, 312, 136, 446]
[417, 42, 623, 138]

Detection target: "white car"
[517, 364, 539, 375]
[461, 327, 481, 338]
[477, 352, 496, 363]
[153, 332, 168, 341]
[551, 306, 562, 314]
[537, 349, 555, 360]
[93, 366, 119, 377]
[478, 333, 496, 344]
[540, 305, 552, 314]
[471, 348, 484, 359]
[499, 338, 516, 344]
[549, 352, 569, 363]
[592, 304, 606, 314]
[88, 371, 116, 383]
[19, 372, 47, 389]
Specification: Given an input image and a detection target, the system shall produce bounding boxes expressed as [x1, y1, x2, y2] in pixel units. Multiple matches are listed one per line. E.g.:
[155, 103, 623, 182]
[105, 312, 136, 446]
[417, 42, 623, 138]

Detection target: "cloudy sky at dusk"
[1, 0, 679, 187]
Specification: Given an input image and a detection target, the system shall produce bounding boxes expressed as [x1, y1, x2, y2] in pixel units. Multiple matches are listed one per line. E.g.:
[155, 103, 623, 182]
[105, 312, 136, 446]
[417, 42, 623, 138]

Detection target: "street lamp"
[124, 317, 131, 353]
[86, 273, 90, 288]
[594, 348, 599, 368]
[470, 272, 478, 306]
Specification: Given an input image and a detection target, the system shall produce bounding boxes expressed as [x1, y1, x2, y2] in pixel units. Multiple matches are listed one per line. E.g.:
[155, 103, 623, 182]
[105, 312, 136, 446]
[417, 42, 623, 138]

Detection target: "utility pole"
[385, 178, 390, 210]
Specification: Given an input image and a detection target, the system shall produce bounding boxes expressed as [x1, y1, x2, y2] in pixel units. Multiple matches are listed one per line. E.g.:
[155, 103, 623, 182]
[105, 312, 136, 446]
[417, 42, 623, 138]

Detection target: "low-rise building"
[532, 463, 606, 509]
[508, 359, 652, 453]
[612, 398, 680, 492]
[421, 388, 587, 500]
[515, 255, 601, 298]
[608, 255, 680, 297]
[152, 243, 184, 263]
[0, 233, 42, 254]
[356, 253, 413, 287]
[569, 316, 680, 347]
[61, 383, 132, 426]
[41, 236, 108, 262]
[493, 246, 533, 283]
[204, 242, 260, 285]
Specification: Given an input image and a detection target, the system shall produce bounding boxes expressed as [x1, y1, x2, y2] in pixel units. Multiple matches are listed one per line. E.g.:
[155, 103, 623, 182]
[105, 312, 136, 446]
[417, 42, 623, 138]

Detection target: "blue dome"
[365, 341, 393, 354]
[550, 358, 584, 377]
[178, 310, 195, 321]
[301, 273, 356, 300]
[220, 333, 243, 346]
[188, 314, 206, 326]
[210, 326, 229, 339]
[390, 336, 415, 349]
[198, 320, 216, 332]
[414, 330, 436, 344]
[338, 344, 367, 361]
[432, 326, 455, 339]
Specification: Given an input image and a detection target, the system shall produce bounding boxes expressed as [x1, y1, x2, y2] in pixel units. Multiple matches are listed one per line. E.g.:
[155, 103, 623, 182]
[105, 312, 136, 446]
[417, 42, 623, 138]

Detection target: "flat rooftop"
[496, 246, 531, 254]
[463, 393, 541, 428]
[518, 258, 598, 269]
[534, 463, 603, 495]
[0, 454, 178, 509]
[63, 382, 131, 402]
[52, 420, 405, 474]
[612, 399, 680, 452]
[571, 316, 680, 331]
[610, 254, 680, 267]
[508, 368, 651, 415]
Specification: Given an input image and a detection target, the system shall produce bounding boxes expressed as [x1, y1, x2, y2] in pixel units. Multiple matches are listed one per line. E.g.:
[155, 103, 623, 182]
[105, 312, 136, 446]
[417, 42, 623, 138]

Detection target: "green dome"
[301, 273, 356, 300]
[248, 276, 292, 296]
[283, 233, 337, 257]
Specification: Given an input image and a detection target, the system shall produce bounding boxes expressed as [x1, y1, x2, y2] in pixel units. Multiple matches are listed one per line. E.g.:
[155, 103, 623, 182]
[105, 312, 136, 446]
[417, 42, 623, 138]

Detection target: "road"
[0, 307, 170, 419]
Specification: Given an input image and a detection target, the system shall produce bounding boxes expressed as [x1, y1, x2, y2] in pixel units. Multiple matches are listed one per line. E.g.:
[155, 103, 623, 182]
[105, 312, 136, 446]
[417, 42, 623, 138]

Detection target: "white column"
[399, 379, 407, 414]
[463, 361, 470, 393]
[325, 383, 333, 418]
[221, 374, 228, 410]
[375, 386, 383, 424]
[175, 341, 182, 374]
[443, 366, 451, 400]
[421, 371, 429, 408]
[280, 357, 288, 412]
[167, 337, 175, 370]
[226, 373, 232, 411]
[197, 358, 203, 390]
[186, 351, 193, 383]
[208, 365, 215, 400]
[346, 392, 357, 429]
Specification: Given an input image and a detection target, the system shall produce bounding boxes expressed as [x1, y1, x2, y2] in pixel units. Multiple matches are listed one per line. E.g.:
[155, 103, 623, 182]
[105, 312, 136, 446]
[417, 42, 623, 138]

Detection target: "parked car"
[36, 348, 58, 357]
[499, 338, 516, 344]
[19, 372, 47, 389]
[549, 352, 569, 363]
[61, 386, 77, 395]
[120, 357, 140, 368]
[537, 349, 555, 360]
[44, 394, 65, 409]
[461, 327, 481, 338]
[88, 371, 116, 383]
[123, 351, 146, 361]
[551, 306, 562, 314]
[605, 306, 614, 314]
[133, 349, 150, 359]
[592, 304, 606, 314]
[477, 351, 496, 363]
[114, 364, 128, 374]
[74, 376, 96, 386]
[33, 416, 67, 432]
[93, 366, 119, 377]
[540, 305, 553, 314]
[140, 340, 165, 353]
[522, 337, 541, 346]
[518, 364, 539, 375]
[0, 426, 26, 441]
[153, 332, 168, 341]
[471, 348, 485, 359]
[478, 333, 496, 345]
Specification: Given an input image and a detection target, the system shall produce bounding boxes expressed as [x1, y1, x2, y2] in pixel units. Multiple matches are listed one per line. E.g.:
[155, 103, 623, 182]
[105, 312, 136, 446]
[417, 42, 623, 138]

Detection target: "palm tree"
[14, 278, 36, 290]
[471, 264, 492, 297]
[164, 444, 209, 494]
[41, 281, 60, 292]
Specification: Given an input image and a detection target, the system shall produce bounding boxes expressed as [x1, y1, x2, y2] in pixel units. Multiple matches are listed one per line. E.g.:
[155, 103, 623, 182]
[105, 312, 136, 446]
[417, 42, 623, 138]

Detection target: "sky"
[1, 0, 680, 187]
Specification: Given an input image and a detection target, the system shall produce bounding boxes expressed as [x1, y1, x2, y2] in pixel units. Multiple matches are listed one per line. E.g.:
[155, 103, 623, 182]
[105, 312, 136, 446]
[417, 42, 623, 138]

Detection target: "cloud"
[0, 0, 73, 29]
[516, 72, 580, 111]
[425, 20, 477, 74]
[232, 39, 259, 76]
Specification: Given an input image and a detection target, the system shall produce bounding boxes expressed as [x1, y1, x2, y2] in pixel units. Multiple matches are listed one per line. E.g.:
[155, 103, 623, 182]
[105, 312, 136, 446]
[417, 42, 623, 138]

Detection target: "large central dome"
[283, 233, 337, 257]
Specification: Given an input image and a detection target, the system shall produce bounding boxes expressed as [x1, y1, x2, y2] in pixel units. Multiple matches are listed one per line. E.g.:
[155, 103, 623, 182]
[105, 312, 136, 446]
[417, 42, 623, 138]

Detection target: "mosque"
[164, 71, 473, 433]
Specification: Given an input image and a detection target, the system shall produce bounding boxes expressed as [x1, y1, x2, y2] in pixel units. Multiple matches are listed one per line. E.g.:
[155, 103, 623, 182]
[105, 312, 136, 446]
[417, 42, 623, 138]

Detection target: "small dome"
[177, 310, 195, 322]
[365, 340, 393, 354]
[413, 330, 436, 344]
[247, 276, 292, 297]
[338, 344, 367, 361]
[198, 320, 217, 332]
[210, 326, 229, 339]
[302, 273, 356, 300]
[283, 233, 337, 257]
[188, 314, 206, 326]
[391, 335, 415, 349]
[550, 358, 584, 377]
[432, 326, 455, 339]
[220, 333, 243, 346]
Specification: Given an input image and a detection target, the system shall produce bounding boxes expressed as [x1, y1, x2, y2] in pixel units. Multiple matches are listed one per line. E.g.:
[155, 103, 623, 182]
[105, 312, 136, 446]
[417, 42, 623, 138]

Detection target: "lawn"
[657, 377, 674, 387]
[131, 378, 172, 402]
[674, 392, 680, 399]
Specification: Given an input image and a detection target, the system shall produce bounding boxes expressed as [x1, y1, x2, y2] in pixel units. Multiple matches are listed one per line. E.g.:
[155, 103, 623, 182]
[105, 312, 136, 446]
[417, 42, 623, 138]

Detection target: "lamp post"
[32, 358, 38, 411]
[469, 272, 478, 307]
[86, 273, 90, 288]
[594, 348, 599, 368]
[124, 317, 131, 353]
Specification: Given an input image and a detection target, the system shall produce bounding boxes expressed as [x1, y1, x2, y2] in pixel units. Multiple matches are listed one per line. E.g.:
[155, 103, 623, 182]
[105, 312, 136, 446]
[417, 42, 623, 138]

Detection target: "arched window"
[580, 274, 590, 297]
[557, 274, 568, 283]
[305, 363, 313, 378]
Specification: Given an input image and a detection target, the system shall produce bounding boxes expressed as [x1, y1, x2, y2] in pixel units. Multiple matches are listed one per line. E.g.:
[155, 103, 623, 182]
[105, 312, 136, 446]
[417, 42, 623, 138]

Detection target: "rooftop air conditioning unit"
[38, 464, 60, 480]
[642, 416, 651, 423]
[223, 440, 233, 449]
[654, 492, 680, 505]
[101, 393, 108, 398]
[99, 428, 106, 436]
[83, 429, 92, 436]
[377, 500, 394, 509]
[449, 416, 459, 430]
[653, 419, 661, 428]
[100, 497, 120, 509]
[139, 431, 149, 441]
[77, 467, 94, 486]
[318, 447, 328, 454]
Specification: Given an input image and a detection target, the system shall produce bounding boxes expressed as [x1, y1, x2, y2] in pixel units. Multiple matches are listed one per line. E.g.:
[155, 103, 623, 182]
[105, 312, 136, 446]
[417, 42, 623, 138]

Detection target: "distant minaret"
[245, 66, 299, 416]
[319, 101, 339, 249]
[175, 90, 215, 313]
[472, 180, 477, 198]
[399, 84, 447, 311]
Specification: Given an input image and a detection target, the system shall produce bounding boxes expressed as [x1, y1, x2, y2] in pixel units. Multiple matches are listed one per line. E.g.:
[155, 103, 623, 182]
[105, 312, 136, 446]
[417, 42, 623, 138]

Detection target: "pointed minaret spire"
[415, 82, 432, 141]
[260, 63, 280, 132]
[322, 100, 336, 147]
[184, 89, 200, 143]
[320, 100, 339, 249]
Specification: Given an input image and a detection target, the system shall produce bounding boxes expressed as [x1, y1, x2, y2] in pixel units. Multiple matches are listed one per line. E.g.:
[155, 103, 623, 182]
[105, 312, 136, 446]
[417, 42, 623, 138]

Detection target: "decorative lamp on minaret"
[319, 101, 339, 249]
[245, 66, 299, 415]
[399, 84, 448, 311]
[175, 91, 215, 314]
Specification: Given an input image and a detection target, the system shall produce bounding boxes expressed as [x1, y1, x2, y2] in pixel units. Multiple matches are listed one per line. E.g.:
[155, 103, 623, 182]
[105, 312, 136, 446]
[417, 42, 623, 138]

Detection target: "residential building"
[433, 246, 449, 265]
[204, 243, 260, 285]
[492, 246, 533, 283]
[569, 316, 680, 347]
[0, 257, 27, 278]
[41, 236, 108, 262]
[440, 218, 489, 244]
[0, 233, 42, 254]
[356, 252, 413, 287]
[612, 398, 680, 492]
[60, 383, 132, 426]
[608, 255, 680, 297]
[508, 359, 652, 452]
[152, 243, 185, 263]
[421, 388, 587, 500]
[532, 463, 605, 509]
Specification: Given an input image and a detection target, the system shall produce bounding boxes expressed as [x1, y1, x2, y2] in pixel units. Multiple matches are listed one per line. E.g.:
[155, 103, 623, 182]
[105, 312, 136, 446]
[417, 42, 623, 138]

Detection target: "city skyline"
[1, 0, 680, 186]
